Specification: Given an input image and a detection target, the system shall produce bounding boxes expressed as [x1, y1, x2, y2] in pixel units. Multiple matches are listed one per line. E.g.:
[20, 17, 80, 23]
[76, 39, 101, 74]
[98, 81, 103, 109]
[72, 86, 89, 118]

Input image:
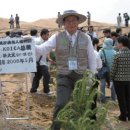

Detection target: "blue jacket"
[99, 38, 116, 69]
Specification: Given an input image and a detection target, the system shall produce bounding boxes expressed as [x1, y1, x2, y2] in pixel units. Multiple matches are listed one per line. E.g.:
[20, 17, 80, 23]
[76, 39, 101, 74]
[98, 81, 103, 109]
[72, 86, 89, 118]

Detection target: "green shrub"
[56, 71, 111, 130]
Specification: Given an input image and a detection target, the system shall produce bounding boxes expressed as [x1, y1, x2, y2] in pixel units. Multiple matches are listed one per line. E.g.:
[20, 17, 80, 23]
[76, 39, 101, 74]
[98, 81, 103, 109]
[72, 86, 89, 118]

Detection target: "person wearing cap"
[35, 10, 96, 130]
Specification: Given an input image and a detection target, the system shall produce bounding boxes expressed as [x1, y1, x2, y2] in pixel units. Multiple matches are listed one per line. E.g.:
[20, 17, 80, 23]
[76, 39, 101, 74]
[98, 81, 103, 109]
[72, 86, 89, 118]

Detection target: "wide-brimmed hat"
[56, 10, 86, 25]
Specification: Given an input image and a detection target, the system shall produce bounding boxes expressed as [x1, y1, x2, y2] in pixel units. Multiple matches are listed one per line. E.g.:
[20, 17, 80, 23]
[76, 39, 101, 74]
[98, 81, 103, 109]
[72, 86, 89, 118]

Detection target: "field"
[0, 18, 130, 130]
[0, 73, 130, 130]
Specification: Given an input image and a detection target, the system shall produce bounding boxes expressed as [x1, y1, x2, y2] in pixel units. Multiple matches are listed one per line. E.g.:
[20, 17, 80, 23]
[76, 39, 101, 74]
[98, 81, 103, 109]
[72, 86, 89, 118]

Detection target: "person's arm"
[86, 36, 97, 73]
[110, 55, 118, 80]
[47, 53, 56, 65]
[35, 34, 56, 57]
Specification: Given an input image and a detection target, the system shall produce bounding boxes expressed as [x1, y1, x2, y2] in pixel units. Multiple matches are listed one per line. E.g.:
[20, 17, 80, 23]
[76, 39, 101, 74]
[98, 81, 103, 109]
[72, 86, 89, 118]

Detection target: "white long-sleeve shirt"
[36, 30, 97, 72]
[94, 50, 102, 70]
[31, 36, 48, 66]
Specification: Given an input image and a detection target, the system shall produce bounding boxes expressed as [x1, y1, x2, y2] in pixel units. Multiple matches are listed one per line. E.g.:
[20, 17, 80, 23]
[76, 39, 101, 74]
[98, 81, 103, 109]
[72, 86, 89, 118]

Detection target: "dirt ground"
[0, 16, 130, 130]
[0, 72, 130, 130]
[0, 73, 55, 130]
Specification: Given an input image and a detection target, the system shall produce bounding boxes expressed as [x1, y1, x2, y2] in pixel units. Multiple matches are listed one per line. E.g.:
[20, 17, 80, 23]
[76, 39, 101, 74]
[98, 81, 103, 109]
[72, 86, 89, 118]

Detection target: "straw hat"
[56, 10, 86, 25]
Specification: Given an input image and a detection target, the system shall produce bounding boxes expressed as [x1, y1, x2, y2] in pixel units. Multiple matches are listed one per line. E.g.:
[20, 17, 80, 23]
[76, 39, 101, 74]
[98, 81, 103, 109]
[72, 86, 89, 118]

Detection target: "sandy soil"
[0, 73, 55, 130]
[0, 17, 130, 130]
[0, 73, 130, 130]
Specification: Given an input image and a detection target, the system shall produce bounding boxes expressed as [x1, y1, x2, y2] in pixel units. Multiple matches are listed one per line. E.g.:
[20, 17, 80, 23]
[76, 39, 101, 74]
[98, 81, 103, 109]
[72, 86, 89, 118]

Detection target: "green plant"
[55, 71, 112, 130]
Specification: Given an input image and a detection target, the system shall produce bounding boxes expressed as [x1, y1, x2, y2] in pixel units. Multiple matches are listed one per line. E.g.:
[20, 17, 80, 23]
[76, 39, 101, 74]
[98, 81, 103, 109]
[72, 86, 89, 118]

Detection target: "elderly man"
[36, 10, 96, 130]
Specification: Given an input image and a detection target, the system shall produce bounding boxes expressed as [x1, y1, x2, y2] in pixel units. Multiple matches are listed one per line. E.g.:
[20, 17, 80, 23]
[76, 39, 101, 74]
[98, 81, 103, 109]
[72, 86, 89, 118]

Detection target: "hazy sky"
[0, 0, 130, 23]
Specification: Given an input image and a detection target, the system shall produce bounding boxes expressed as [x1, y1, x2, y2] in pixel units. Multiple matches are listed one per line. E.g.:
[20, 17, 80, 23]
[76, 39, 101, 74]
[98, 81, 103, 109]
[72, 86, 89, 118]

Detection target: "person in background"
[111, 36, 130, 121]
[99, 38, 116, 103]
[15, 14, 20, 29]
[89, 37, 102, 120]
[103, 28, 111, 38]
[123, 13, 129, 27]
[5, 31, 10, 38]
[35, 10, 96, 130]
[111, 31, 118, 51]
[87, 11, 91, 26]
[116, 27, 122, 37]
[87, 26, 98, 39]
[111, 32, 118, 46]
[40, 28, 56, 65]
[30, 29, 40, 44]
[39, 28, 49, 42]
[128, 32, 130, 38]
[9, 31, 23, 38]
[127, 32, 130, 49]
[57, 12, 62, 29]
[16, 31, 23, 37]
[93, 37, 102, 78]
[29, 29, 40, 89]
[117, 13, 122, 28]
[9, 15, 14, 29]
[30, 28, 52, 94]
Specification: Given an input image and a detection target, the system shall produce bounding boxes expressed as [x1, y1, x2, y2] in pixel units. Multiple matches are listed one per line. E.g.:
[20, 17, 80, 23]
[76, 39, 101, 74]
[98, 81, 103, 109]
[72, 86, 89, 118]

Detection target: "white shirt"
[36, 30, 96, 72]
[10, 16, 14, 21]
[87, 32, 98, 39]
[31, 36, 41, 45]
[31, 36, 48, 66]
[66, 30, 78, 47]
[94, 50, 102, 71]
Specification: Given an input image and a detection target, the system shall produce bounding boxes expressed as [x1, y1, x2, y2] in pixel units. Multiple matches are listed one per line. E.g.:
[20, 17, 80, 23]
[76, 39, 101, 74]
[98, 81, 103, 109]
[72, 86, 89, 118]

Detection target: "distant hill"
[0, 17, 114, 30]
[0, 17, 129, 39]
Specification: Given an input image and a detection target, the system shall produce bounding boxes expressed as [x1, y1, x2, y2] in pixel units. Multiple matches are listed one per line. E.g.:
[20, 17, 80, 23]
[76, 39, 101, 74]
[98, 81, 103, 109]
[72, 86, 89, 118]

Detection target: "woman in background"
[111, 36, 130, 121]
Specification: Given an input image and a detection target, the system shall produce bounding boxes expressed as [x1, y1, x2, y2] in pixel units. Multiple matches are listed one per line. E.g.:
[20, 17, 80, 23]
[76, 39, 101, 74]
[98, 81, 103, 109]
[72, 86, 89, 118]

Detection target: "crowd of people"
[3, 10, 130, 130]
[35, 10, 130, 129]
[87, 26, 130, 123]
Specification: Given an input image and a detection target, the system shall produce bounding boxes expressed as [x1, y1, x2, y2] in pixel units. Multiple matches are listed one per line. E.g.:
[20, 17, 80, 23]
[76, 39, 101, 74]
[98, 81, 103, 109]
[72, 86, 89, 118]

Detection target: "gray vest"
[56, 31, 89, 75]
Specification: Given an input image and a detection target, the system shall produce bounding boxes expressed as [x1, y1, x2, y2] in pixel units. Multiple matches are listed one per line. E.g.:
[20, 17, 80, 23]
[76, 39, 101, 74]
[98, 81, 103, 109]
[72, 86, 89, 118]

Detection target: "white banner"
[0, 37, 36, 74]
